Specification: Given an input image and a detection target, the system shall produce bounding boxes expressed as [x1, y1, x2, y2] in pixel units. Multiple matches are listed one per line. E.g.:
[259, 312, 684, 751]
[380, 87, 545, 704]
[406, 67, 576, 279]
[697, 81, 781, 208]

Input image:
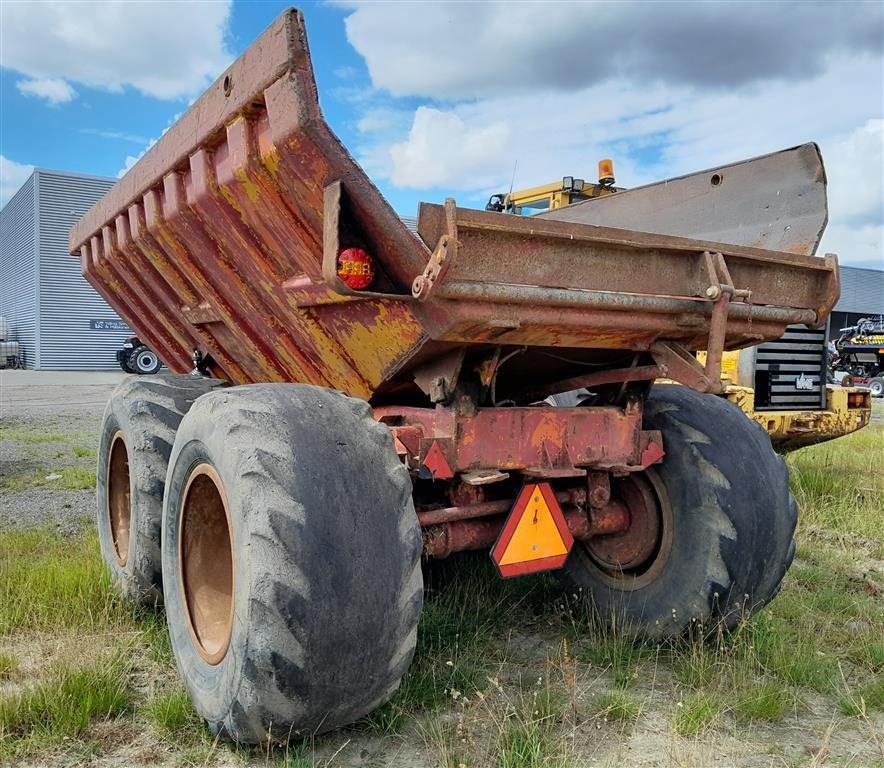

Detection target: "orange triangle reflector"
[491, 483, 574, 578]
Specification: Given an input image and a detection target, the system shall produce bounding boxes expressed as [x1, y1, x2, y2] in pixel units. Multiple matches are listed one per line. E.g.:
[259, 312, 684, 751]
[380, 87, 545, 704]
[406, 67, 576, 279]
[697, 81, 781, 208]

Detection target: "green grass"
[0, 426, 83, 444]
[145, 689, 203, 738]
[787, 424, 884, 541]
[0, 417, 880, 763]
[360, 556, 562, 734]
[0, 529, 120, 634]
[0, 652, 18, 679]
[0, 653, 131, 756]
[839, 678, 884, 717]
[733, 680, 793, 722]
[494, 687, 569, 768]
[0, 466, 96, 491]
[579, 627, 656, 689]
[73, 446, 96, 458]
[674, 694, 720, 735]
[594, 689, 641, 722]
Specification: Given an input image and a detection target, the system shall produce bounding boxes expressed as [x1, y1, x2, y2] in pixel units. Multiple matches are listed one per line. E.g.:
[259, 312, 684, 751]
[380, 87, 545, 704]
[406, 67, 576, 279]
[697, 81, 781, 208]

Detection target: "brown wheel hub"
[107, 431, 131, 565]
[179, 464, 234, 665]
[583, 470, 673, 589]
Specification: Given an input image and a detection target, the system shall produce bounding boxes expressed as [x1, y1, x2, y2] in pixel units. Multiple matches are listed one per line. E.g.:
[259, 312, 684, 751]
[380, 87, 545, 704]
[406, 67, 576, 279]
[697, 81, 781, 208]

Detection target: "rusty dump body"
[72, 9, 842, 559]
[72, 8, 838, 406]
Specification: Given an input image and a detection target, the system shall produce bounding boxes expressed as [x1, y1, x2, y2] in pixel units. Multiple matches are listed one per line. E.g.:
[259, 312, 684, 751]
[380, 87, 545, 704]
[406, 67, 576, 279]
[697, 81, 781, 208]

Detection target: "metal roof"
[836, 266, 884, 315]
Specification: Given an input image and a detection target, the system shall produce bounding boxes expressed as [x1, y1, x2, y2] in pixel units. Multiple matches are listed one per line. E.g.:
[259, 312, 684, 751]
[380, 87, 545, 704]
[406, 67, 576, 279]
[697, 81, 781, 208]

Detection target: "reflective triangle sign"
[491, 482, 574, 578]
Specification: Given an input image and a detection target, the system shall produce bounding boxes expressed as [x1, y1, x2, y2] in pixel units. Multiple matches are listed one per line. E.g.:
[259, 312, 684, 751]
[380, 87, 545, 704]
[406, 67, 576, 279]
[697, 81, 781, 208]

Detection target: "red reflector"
[337, 247, 374, 290]
[848, 393, 867, 408]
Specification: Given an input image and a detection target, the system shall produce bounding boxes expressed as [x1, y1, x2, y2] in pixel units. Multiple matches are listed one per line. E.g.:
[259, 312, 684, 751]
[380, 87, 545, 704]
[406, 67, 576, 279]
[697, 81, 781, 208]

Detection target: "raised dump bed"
[73, 8, 842, 746]
[70, 10, 838, 404]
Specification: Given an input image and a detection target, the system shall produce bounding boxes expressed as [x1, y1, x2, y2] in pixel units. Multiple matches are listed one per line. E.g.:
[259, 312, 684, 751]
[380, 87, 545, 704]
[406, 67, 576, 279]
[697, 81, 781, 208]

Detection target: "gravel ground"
[0, 370, 125, 533]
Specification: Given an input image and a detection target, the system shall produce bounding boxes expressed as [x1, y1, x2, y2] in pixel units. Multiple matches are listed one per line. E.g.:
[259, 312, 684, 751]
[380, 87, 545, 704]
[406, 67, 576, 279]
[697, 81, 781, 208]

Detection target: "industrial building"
[0, 168, 882, 369]
[828, 266, 884, 337]
[0, 169, 129, 370]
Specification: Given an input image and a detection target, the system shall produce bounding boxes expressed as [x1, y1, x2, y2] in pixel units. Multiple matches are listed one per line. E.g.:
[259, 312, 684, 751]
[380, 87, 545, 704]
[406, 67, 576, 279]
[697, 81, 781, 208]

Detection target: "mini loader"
[71, 9, 840, 743]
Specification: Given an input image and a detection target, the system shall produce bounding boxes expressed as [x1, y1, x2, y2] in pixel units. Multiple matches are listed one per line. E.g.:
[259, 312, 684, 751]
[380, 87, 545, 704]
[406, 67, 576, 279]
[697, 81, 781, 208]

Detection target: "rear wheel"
[870, 377, 884, 397]
[96, 374, 223, 603]
[562, 384, 797, 638]
[161, 384, 422, 743]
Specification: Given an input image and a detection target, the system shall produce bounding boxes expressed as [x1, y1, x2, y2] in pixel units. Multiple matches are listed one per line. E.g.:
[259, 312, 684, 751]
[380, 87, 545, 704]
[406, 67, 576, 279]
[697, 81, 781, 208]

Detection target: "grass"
[0, 414, 881, 765]
[0, 653, 18, 679]
[593, 689, 641, 723]
[0, 654, 131, 756]
[674, 694, 720, 735]
[492, 683, 570, 768]
[0, 529, 173, 760]
[0, 529, 119, 633]
[145, 689, 203, 738]
[787, 425, 884, 541]
[0, 465, 96, 491]
[0, 426, 84, 444]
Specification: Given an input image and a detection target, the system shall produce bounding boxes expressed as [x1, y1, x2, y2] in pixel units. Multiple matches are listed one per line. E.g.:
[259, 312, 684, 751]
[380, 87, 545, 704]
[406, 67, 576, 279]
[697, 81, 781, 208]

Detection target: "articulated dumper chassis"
[73, 9, 840, 743]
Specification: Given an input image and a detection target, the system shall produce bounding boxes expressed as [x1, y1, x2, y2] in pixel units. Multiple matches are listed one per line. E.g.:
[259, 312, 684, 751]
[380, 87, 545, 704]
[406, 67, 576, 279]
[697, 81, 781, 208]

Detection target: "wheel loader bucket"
[540, 144, 828, 256]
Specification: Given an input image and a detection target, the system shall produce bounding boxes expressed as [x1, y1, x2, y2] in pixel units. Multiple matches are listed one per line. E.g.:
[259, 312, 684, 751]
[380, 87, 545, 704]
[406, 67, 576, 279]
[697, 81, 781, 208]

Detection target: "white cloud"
[352, 51, 881, 268]
[0, 1, 233, 101]
[389, 108, 510, 189]
[0, 156, 35, 209]
[343, 1, 882, 99]
[16, 77, 76, 105]
[80, 128, 151, 146]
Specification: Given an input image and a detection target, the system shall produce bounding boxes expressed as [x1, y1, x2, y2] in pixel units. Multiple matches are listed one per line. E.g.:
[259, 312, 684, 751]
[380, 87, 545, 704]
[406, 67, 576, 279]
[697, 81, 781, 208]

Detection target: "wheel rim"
[581, 470, 674, 591]
[872, 382, 883, 396]
[136, 351, 158, 372]
[179, 464, 234, 665]
[107, 431, 131, 566]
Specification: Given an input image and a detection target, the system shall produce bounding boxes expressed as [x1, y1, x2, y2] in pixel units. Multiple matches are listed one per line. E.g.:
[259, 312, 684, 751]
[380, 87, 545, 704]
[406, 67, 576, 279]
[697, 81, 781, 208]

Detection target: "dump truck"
[498, 172, 871, 450]
[71, 9, 842, 744]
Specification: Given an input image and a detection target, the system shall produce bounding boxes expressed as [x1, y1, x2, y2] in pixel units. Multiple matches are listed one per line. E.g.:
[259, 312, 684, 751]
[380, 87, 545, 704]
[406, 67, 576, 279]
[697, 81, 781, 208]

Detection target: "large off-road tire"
[96, 374, 224, 603]
[562, 384, 797, 638]
[161, 384, 422, 743]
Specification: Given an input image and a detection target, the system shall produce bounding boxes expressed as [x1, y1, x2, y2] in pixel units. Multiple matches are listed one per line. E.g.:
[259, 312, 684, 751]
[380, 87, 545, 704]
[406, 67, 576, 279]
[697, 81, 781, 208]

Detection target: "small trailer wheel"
[161, 384, 422, 743]
[869, 377, 884, 397]
[132, 346, 163, 375]
[563, 384, 797, 638]
[96, 374, 224, 603]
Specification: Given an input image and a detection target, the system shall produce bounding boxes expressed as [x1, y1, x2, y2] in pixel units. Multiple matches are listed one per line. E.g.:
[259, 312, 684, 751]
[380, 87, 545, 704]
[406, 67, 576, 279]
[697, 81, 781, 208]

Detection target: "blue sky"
[1, 1, 882, 269]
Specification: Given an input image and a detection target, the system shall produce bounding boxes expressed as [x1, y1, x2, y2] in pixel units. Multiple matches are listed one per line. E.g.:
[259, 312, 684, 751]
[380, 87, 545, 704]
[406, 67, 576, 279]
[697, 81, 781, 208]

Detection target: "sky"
[1, 0, 882, 270]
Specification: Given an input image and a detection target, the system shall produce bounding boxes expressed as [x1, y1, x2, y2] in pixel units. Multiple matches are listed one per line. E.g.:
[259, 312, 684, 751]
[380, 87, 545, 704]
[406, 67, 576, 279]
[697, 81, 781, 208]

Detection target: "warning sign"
[491, 483, 574, 578]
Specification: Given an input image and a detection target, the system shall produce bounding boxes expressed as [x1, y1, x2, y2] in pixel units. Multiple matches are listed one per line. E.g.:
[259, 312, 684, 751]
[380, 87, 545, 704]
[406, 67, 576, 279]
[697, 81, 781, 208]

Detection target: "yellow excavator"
[492, 161, 872, 451]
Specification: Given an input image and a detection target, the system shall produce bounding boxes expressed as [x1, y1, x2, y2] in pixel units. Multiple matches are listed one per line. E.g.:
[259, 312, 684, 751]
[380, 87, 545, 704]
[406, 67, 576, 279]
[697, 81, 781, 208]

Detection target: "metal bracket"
[412, 198, 458, 301]
[651, 340, 719, 393]
[413, 348, 466, 404]
[701, 251, 751, 386]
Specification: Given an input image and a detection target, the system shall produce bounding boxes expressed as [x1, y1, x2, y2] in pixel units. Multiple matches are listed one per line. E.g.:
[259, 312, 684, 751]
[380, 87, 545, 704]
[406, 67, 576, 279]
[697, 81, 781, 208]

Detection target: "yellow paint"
[324, 300, 424, 389]
[721, 384, 871, 452]
[498, 486, 568, 566]
[696, 349, 738, 382]
[233, 167, 262, 204]
[261, 147, 280, 178]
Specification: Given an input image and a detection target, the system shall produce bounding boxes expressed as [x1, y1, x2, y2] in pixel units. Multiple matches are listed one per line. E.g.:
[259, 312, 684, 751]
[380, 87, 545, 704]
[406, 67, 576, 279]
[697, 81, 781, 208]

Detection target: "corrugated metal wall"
[0, 175, 37, 367]
[35, 171, 130, 370]
[835, 267, 884, 315]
